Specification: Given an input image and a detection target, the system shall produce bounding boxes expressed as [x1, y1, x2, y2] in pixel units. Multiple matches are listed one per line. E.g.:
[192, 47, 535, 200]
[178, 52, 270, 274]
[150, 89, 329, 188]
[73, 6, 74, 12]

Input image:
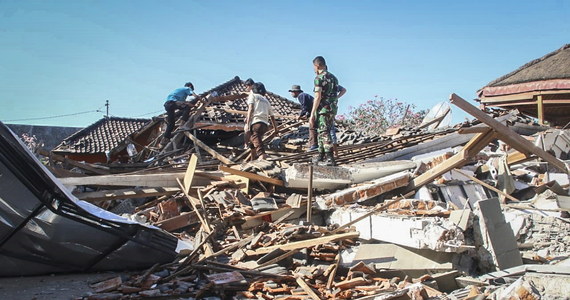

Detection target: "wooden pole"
[307, 164, 314, 223]
[453, 168, 520, 203]
[537, 94, 544, 125]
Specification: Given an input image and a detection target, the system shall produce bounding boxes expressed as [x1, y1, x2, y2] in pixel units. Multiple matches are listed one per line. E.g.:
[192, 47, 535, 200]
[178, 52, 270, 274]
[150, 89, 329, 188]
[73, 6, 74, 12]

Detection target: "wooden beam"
[183, 132, 234, 165]
[537, 94, 544, 125]
[296, 277, 321, 300]
[405, 129, 496, 192]
[183, 154, 198, 194]
[39, 149, 109, 175]
[60, 172, 184, 187]
[451, 93, 568, 173]
[458, 126, 491, 134]
[75, 187, 179, 202]
[59, 171, 217, 187]
[176, 178, 212, 234]
[245, 232, 359, 256]
[219, 165, 284, 186]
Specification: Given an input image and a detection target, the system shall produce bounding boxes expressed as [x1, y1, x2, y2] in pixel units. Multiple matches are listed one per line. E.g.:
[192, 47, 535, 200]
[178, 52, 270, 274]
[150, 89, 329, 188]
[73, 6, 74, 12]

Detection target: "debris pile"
[4, 84, 570, 299]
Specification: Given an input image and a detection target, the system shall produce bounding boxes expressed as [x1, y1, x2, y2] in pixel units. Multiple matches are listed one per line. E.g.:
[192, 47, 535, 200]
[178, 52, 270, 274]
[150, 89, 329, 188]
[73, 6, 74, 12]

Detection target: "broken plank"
[184, 132, 234, 165]
[155, 211, 199, 232]
[75, 187, 179, 202]
[183, 154, 199, 194]
[245, 232, 359, 256]
[295, 277, 321, 300]
[220, 165, 284, 186]
[59, 171, 216, 188]
[38, 149, 109, 175]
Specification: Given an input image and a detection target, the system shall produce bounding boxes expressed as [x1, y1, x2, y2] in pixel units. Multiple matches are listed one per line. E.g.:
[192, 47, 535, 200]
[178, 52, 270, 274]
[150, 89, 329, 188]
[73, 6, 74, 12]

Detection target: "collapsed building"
[2, 46, 570, 299]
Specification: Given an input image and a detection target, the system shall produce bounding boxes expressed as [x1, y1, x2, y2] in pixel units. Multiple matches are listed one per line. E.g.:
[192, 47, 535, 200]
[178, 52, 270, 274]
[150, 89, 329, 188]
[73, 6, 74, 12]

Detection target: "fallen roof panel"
[0, 121, 178, 276]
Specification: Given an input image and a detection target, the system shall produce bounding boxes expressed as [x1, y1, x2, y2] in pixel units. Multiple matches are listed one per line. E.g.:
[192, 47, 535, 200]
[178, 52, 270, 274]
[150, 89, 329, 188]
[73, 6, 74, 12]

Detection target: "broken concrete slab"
[475, 198, 523, 270]
[352, 243, 454, 271]
[328, 207, 467, 252]
[284, 160, 416, 191]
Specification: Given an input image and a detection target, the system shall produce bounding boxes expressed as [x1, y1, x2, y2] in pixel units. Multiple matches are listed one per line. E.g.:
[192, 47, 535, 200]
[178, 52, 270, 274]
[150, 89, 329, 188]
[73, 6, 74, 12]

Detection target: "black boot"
[312, 152, 325, 165]
[324, 152, 336, 166]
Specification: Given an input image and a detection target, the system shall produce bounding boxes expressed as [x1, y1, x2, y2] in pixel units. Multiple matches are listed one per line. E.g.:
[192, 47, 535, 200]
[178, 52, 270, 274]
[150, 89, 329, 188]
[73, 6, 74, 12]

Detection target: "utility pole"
[105, 100, 109, 118]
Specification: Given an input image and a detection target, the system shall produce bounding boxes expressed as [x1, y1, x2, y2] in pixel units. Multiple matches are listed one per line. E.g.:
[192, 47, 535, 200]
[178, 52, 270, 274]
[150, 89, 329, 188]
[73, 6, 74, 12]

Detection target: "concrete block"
[476, 198, 523, 270]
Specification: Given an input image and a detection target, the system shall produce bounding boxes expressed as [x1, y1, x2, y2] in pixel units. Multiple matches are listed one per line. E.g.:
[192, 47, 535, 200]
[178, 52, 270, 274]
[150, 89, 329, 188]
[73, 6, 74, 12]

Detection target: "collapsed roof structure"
[5, 48, 570, 299]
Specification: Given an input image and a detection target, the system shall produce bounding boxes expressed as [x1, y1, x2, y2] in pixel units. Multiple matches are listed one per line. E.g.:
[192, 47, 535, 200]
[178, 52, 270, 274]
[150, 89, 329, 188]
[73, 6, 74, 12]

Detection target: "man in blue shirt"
[162, 82, 202, 144]
[289, 85, 318, 150]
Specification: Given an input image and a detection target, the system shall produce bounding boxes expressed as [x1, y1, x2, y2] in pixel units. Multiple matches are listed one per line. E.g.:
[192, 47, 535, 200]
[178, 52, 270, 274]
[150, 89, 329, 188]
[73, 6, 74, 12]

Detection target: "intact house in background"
[478, 44, 570, 126]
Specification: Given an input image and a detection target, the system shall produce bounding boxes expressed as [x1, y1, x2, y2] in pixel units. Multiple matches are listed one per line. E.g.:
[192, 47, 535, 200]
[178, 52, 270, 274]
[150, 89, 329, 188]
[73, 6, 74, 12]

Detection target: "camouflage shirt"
[314, 71, 339, 109]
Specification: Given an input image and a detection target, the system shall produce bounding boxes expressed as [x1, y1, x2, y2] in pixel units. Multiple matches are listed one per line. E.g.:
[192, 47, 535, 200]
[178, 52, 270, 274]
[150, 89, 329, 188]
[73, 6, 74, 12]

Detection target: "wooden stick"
[332, 195, 410, 233]
[453, 168, 520, 202]
[307, 164, 314, 223]
[295, 277, 321, 300]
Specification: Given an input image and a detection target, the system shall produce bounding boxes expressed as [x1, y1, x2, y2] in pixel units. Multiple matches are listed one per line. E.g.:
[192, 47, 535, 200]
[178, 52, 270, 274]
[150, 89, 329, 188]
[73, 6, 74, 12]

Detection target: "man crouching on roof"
[244, 82, 279, 160]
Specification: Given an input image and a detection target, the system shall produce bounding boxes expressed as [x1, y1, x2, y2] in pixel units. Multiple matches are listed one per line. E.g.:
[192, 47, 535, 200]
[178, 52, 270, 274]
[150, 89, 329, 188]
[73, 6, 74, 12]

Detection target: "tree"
[338, 96, 426, 136]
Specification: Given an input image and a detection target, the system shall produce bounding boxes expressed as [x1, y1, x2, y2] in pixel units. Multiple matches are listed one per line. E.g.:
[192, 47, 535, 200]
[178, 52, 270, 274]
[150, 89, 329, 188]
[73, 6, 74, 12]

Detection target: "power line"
[131, 110, 163, 117]
[3, 109, 103, 122]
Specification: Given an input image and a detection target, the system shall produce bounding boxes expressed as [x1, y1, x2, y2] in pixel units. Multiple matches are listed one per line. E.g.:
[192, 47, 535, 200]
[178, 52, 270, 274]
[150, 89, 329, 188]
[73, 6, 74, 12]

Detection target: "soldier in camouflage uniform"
[309, 56, 339, 166]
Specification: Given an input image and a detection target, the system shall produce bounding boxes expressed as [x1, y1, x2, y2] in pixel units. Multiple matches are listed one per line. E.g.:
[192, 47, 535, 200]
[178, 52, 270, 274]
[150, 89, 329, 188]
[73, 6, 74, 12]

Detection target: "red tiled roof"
[53, 117, 150, 154]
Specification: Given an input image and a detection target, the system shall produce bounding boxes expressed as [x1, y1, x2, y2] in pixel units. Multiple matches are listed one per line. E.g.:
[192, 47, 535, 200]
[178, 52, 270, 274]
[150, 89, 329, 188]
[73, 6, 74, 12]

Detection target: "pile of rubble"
[2, 90, 570, 299]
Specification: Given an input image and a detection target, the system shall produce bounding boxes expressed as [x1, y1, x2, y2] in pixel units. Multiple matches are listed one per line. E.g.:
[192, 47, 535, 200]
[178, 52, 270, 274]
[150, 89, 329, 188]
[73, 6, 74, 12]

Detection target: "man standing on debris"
[245, 82, 279, 160]
[289, 85, 318, 151]
[160, 82, 202, 146]
[310, 56, 340, 166]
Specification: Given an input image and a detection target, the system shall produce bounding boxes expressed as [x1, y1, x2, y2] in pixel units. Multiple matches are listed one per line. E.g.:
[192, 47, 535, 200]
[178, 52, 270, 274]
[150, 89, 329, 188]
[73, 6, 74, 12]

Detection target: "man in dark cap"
[289, 84, 317, 151]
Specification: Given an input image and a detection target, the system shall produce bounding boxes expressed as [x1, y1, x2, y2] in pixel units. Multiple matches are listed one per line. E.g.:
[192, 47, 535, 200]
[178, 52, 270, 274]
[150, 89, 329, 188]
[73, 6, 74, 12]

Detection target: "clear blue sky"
[0, 0, 568, 127]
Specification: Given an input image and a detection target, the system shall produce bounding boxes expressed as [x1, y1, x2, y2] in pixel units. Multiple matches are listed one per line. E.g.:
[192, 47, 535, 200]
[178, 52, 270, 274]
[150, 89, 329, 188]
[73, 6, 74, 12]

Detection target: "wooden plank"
[183, 154, 198, 194]
[39, 149, 109, 175]
[245, 232, 359, 256]
[176, 178, 212, 233]
[76, 187, 179, 202]
[254, 249, 299, 270]
[458, 126, 491, 134]
[60, 172, 184, 187]
[155, 211, 199, 231]
[184, 132, 234, 165]
[295, 277, 321, 300]
[453, 168, 520, 202]
[451, 93, 568, 173]
[219, 165, 284, 186]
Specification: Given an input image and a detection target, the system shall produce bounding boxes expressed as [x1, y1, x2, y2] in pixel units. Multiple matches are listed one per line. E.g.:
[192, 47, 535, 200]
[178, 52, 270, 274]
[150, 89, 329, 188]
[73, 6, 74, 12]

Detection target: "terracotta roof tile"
[53, 117, 150, 154]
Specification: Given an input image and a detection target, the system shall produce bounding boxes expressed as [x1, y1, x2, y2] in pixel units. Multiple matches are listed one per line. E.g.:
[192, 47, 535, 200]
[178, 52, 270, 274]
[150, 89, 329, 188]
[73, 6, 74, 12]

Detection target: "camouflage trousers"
[316, 110, 335, 153]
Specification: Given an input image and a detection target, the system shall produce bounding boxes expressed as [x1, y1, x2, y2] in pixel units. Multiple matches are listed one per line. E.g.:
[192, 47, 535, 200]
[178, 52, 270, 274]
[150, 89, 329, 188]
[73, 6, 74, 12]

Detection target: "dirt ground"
[0, 272, 125, 300]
